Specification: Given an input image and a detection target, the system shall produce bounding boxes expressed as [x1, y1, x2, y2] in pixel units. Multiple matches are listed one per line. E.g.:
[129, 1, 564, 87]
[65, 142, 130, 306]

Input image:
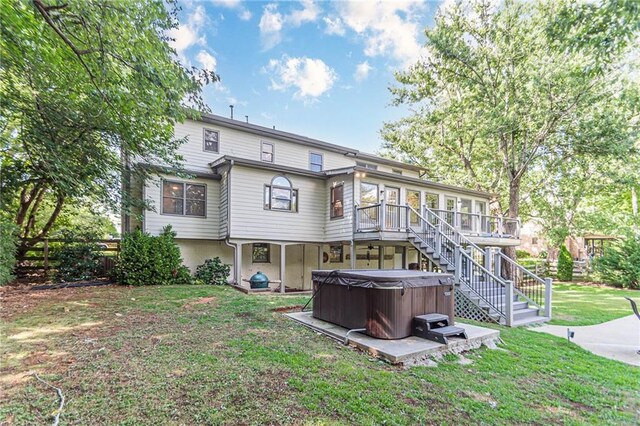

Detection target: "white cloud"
[196, 50, 217, 71]
[239, 9, 252, 21]
[167, 5, 207, 57]
[266, 55, 337, 100]
[323, 16, 345, 36]
[259, 1, 321, 49]
[259, 3, 284, 49]
[335, 0, 427, 67]
[288, 0, 320, 26]
[354, 61, 373, 82]
[213, 0, 252, 21]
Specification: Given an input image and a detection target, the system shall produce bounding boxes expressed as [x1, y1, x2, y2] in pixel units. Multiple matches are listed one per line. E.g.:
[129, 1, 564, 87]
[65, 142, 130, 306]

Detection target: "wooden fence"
[16, 238, 120, 278]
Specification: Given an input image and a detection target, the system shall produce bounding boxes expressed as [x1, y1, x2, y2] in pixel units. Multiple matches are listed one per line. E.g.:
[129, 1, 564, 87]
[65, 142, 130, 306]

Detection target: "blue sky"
[170, 0, 441, 153]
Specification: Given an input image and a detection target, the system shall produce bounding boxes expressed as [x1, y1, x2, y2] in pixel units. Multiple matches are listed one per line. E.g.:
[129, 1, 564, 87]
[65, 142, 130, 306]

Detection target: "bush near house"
[557, 245, 574, 281]
[55, 241, 103, 282]
[195, 258, 231, 285]
[515, 249, 531, 259]
[118, 225, 192, 286]
[0, 219, 18, 285]
[593, 235, 640, 289]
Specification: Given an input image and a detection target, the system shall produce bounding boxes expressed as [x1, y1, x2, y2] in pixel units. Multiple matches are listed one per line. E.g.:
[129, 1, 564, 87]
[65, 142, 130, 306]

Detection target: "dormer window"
[264, 175, 298, 212]
[203, 129, 219, 153]
[356, 161, 378, 170]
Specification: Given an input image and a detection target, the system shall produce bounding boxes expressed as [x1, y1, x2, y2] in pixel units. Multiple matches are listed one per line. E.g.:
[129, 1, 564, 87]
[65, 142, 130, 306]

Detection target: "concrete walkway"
[532, 315, 640, 366]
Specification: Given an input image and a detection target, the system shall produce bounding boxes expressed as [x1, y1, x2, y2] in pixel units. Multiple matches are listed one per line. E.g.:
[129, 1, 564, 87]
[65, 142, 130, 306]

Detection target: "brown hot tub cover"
[311, 269, 453, 289]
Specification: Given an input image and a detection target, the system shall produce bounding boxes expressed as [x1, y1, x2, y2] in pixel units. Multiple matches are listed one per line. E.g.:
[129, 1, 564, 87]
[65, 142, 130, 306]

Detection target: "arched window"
[264, 175, 298, 212]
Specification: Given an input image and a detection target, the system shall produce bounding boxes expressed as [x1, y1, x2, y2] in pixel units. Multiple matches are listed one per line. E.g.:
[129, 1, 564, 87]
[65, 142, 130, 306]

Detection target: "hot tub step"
[425, 326, 468, 345]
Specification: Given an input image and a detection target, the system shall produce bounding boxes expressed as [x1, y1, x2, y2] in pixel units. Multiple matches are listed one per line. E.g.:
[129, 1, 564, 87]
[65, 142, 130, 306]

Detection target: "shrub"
[195, 257, 231, 285]
[118, 225, 193, 286]
[593, 235, 640, 289]
[516, 249, 531, 259]
[0, 219, 18, 285]
[557, 245, 574, 281]
[538, 250, 548, 259]
[55, 242, 102, 282]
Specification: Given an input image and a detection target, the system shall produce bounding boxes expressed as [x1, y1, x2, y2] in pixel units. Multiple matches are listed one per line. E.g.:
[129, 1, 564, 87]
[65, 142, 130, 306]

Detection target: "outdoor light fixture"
[567, 328, 575, 342]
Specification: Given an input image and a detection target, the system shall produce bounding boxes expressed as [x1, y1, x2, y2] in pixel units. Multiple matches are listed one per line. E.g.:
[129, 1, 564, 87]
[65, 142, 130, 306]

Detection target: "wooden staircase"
[407, 207, 551, 327]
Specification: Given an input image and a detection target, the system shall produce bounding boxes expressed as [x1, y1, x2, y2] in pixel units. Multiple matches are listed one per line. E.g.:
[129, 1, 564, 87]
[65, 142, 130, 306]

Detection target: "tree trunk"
[502, 178, 521, 280]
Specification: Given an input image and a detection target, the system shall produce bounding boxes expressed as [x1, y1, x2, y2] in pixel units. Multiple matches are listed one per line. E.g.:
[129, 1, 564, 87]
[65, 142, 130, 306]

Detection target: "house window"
[162, 180, 206, 217]
[392, 169, 403, 175]
[425, 193, 439, 210]
[264, 175, 298, 212]
[252, 243, 270, 263]
[532, 237, 539, 245]
[329, 245, 343, 263]
[309, 152, 323, 172]
[360, 182, 379, 206]
[356, 161, 378, 170]
[203, 129, 219, 153]
[330, 184, 344, 218]
[261, 141, 274, 163]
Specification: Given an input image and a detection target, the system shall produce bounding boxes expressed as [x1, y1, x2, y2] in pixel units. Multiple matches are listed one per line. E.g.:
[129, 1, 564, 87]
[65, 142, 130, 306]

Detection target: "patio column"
[279, 243, 286, 294]
[235, 242, 243, 286]
[378, 245, 384, 270]
[402, 246, 408, 269]
[350, 242, 356, 269]
[317, 244, 323, 270]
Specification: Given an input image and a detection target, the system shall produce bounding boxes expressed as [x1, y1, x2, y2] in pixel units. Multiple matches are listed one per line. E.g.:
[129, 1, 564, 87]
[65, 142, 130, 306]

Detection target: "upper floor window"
[261, 141, 274, 163]
[360, 182, 379, 206]
[330, 184, 344, 218]
[425, 193, 439, 210]
[356, 161, 378, 170]
[264, 175, 298, 212]
[162, 180, 206, 217]
[203, 129, 219, 153]
[309, 152, 323, 172]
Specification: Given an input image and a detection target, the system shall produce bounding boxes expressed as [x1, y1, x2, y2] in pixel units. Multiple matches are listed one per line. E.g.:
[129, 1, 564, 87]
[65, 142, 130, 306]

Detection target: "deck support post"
[402, 246, 408, 269]
[350, 242, 356, 269]
[317, 244, 323, 270]
[378, 245, 384, 270]
[380, 200, 386, 231]
[280, 244, 286, 294]
[494, 249, 502, 279]
[505, 280, 514, 327]
[544, 278, 553, 318]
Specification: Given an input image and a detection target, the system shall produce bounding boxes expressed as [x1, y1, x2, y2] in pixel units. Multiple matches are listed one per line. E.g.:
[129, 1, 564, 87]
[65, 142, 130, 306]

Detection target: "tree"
[382, 0, 639, 256]
[0, 0, 217, 255]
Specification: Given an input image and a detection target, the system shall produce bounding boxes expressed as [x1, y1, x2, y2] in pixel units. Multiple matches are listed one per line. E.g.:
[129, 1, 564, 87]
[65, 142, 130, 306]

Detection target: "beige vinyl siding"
[144, 174, 220, 239]
[229, 165, 325, 241]
[325, 175, 354, 242]
[173, 119, 354, 173]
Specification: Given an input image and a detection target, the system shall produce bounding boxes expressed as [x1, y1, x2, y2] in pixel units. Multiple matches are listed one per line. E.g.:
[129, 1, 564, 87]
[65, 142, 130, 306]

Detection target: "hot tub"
[311, 269, 455, 340]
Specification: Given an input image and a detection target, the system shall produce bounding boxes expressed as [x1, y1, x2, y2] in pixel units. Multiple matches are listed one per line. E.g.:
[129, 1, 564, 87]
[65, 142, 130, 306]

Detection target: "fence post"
[505, 280, 514, 327]
[43, 239, 49, 274]
[544, 277, 553, 319]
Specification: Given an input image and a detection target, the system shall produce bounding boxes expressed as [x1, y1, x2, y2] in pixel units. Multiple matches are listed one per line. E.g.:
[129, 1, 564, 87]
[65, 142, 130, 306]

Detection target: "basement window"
[252, 243, 270, 263]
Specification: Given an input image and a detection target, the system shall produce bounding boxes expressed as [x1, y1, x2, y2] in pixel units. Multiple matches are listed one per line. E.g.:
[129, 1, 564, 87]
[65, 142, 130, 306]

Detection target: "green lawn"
[1, 284, 638, 425]
[551, 282, 640, 326]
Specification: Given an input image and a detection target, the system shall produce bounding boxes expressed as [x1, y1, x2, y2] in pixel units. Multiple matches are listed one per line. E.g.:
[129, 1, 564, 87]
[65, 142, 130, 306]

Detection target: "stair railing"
[495, 251, 552, 317]
[423, 205, 551, 319]
[408, 206, 507, 321]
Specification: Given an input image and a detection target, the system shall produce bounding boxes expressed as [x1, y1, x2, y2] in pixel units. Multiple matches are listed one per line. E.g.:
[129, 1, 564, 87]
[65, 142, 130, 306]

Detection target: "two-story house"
[123, 113, 551, 327]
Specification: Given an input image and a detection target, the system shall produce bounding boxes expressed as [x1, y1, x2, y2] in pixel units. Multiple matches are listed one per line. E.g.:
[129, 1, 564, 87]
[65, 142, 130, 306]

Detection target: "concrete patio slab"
[285, 311, 500, 364]
[532, 315, 640, 367]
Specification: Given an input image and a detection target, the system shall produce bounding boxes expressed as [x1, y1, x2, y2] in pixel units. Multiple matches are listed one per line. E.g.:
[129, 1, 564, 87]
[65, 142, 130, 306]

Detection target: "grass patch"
[551, 282, 640, 326]
[1, 285, 638, 425]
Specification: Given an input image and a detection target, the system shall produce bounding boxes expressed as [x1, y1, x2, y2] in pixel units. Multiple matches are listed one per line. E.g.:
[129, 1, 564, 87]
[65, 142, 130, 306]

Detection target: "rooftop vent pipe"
[229, 105, 234, 119]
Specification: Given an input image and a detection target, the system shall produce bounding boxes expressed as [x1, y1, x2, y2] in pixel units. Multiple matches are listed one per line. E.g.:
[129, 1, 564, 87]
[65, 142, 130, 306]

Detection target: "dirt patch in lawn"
[182, 296, 218, 309]
[271, 305, 304, 313]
